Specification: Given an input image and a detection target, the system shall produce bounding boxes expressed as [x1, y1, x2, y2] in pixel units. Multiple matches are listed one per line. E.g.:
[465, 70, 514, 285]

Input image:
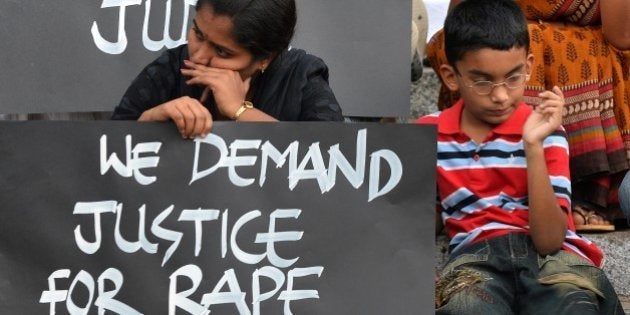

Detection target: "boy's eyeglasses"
[464, 73, 529, 95]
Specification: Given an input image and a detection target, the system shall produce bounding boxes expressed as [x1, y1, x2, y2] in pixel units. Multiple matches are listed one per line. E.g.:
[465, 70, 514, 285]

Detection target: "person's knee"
[542, 282, 600, 314]
[537, 250, 622, 314]
[435, 268, 511, 313]
[436, 268, 485, 308]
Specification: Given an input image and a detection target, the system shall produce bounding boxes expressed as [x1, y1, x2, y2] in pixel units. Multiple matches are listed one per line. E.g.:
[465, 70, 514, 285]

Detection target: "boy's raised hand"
[522, 86, 564, 144]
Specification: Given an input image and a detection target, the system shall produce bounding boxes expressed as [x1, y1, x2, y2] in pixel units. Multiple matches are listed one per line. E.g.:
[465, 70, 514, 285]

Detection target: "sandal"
[572, 204, 615, 232]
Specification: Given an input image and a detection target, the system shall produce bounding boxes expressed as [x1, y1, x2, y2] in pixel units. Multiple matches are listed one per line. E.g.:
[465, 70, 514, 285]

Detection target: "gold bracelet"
[232, 101, 254, 120]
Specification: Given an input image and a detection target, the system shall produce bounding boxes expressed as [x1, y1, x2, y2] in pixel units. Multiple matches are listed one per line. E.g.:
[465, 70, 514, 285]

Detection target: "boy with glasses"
[417, 0, 624, 313]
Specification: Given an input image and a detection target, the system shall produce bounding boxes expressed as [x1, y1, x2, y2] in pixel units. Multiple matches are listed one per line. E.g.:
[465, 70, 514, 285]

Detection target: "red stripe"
[568, 138, 607, 156]
[549, 1, 575, 20]
[561, 83, 601, 98]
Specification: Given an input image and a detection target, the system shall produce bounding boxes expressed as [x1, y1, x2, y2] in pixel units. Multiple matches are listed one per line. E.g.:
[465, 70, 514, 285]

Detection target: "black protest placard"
[0, 0, 409, 117]
[0, 121, 436, 314]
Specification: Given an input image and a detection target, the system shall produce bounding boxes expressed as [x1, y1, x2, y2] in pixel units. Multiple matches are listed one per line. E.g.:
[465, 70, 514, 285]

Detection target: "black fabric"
[112, 45, 343, 121]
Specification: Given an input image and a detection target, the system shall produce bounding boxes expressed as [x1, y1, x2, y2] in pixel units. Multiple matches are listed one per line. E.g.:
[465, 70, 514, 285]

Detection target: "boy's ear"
[439, 64, 460, 92]
[526, 53, 534, 78]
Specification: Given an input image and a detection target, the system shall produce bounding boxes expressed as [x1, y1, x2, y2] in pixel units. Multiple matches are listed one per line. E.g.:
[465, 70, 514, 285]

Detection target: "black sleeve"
[111, 49, 183, 120]
[298, 57, 344, 121]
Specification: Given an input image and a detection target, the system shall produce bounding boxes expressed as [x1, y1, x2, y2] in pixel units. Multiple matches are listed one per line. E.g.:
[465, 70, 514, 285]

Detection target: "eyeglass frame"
[459, 73, 530, 95]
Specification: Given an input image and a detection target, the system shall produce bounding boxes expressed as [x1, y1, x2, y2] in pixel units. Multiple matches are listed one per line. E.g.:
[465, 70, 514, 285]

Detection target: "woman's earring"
[261, 64, 267, 74]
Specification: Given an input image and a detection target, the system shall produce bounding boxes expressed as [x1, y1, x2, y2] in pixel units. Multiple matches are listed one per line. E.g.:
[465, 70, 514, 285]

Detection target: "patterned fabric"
[417, 100, 604, 267]
[425, 0, 630, 220]
[516, 0, 600, 26]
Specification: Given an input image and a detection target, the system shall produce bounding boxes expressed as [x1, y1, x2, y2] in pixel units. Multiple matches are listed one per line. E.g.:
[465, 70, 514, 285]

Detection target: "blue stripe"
[438, 154, 527, 170]
[544, 132, 570, 154]
[438, 138, 529, 169]
[551, 176, 572, 203]
[442, 188, 529, 216]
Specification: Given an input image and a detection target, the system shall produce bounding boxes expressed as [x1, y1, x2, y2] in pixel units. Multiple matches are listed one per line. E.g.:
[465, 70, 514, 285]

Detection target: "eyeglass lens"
[471, 74, 527, 95]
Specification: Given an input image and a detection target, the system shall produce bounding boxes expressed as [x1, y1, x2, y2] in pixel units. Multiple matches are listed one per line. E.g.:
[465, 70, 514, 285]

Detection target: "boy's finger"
[551, 86, 564, 98]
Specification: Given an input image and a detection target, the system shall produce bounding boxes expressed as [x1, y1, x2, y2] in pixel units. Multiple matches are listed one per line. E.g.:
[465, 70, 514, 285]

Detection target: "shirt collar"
[438, 99, 532, 136]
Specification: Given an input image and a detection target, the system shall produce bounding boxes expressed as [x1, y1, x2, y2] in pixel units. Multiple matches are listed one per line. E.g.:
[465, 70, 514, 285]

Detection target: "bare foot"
[572, 210, 586, 225]
[587, 212, 607, 225]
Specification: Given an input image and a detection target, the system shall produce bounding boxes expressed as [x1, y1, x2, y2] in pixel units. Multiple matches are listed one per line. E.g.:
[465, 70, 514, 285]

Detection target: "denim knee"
[529, 282, 600, 314]
[537, 250, 624, 314]
[435, 240, 514, 313]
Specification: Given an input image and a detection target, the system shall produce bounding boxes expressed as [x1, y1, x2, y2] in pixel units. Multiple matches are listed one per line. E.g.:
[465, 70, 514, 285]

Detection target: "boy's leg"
[519, 281, 600, 314]
[435, 267, 514, 314]
[435, 239, 515, 314]
[519, 249, 625, 315]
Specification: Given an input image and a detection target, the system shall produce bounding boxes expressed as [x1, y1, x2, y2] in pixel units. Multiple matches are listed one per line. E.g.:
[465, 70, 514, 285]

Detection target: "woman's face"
[187, 5, 266, 79]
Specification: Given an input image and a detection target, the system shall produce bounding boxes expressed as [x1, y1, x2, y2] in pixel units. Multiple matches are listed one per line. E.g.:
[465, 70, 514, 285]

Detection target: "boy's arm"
[522, 86, 567, 255]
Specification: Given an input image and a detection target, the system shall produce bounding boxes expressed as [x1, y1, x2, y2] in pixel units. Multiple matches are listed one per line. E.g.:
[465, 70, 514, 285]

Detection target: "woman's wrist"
[232, 101, 254, 120]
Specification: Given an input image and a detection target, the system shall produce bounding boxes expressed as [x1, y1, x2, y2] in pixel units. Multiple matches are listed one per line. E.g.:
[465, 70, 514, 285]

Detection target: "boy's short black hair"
[444, 0, 529, 68]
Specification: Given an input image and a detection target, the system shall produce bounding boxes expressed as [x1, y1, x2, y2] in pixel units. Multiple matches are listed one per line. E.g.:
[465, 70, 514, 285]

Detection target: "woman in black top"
[112, 0, 343, 138]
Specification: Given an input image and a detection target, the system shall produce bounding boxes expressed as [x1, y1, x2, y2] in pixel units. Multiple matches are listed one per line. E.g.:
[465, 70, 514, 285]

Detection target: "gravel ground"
[403, 67, 440, 123]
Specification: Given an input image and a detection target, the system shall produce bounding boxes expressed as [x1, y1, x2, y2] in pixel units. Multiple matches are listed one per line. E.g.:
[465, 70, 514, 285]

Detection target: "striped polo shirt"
[417, 99, 604, 267]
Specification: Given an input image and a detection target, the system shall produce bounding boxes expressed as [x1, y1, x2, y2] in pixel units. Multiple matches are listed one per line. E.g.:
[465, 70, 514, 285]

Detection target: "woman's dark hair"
[444, 0, 529, 68]
[196, 0, 297, 61]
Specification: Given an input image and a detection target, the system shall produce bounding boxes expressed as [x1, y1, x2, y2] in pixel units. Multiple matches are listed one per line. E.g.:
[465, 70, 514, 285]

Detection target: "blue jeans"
[620, 171, 630, 221]
[435, 233, 624, 314]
